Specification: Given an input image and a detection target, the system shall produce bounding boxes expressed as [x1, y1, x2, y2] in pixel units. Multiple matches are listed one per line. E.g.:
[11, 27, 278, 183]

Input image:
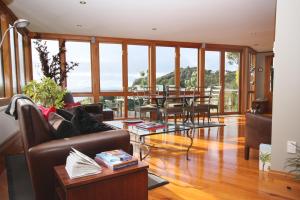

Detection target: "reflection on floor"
[0, 116, 299, 200]
[133, 116, 300, 200]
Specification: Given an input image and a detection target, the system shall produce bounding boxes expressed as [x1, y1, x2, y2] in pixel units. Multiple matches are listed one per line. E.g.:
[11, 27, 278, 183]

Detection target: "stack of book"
[65, 148, 102, 179]
[95, 149, 138, 170]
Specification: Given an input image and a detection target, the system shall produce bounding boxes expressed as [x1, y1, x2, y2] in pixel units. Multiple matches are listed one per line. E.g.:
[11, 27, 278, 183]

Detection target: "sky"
[31, 40, 239, 92]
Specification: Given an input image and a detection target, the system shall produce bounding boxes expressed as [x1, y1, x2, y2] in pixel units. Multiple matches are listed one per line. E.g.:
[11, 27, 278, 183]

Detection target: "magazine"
[95, 149, 138, 170]
[136, 122, 166, 130]
[65, 148, 102, 179]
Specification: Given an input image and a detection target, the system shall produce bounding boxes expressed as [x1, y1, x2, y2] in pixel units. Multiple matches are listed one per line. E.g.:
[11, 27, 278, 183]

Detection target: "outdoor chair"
[132, 87, 157, 120]
[159, 86, 186, 124]
[186, 87, 211, 124]
[208, 86, 222, 122]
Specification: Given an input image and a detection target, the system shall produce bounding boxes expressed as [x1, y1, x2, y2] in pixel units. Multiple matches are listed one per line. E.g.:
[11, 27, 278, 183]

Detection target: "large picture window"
[0, 46, 4, 97]
[225, 52, 240, 112]
[9, 26, 17, 94]
[66, 41, 92, 92]
[31, 39, 59, 81]
[205, 51, 220, 88]
[17, 32, 26, 88]
[128, 45, 148, 89]
[99, 43, 123, 91]
[156, 46, 175, 89]
[180, 48, 198, 88]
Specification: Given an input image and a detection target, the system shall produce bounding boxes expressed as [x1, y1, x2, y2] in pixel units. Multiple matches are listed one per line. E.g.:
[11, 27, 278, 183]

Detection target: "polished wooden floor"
[1, 116, 300, 200]
[138, 116, 300, 200]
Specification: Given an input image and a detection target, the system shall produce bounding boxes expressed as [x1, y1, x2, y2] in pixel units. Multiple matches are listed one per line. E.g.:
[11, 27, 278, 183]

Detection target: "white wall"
[271, 0, 300, 171]
[256, 52, 273, 99]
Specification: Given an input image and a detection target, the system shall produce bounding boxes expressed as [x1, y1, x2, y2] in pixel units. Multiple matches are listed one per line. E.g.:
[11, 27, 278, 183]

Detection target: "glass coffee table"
[105, 120, 193, 161]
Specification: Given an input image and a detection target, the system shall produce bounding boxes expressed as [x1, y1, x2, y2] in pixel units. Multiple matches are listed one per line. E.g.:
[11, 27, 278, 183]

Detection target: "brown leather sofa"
[245, 113, 272, 160]
[16, 99, 132, 200]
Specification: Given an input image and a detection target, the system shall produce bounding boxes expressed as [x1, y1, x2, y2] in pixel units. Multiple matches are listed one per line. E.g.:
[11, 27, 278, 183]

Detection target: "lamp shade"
[13, 19, 30, 28]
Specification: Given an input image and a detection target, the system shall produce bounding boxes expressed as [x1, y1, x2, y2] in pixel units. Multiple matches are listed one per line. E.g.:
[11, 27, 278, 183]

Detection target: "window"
[128, 45, 148, 89]
[31, 39, 59, 81]
[9, 25, 17, 94]
[0, 49, 3, 97]
[205, 51, 220, 88]
[0, 27, 4, 97]
[156, 46, 175, 89]
[66, 41, 92, 92]
[180, 48, 198, 88]
[17, 32, 26, 88]
[99, 43, 122, 91]
[100, 96, 124, 118]
[73, 97, 94, 104]
[224, 52, 240, 112]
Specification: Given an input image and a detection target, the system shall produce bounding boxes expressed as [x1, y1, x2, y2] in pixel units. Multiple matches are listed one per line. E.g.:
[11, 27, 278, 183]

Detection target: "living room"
[0, 0, 300, 200]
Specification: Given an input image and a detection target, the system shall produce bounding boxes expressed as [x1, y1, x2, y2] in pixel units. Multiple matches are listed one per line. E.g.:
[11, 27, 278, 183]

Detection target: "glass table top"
[105, 120, 190, 137]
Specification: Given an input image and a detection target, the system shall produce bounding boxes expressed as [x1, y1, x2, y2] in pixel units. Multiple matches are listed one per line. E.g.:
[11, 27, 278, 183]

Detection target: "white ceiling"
[6, 0, 276, 52]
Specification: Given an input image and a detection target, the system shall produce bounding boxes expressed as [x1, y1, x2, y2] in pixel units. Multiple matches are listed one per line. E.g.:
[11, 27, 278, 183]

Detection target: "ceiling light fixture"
[80, 0, 87, 5]
[0, 19, 30, 48]
[152, 28, 157, 31]
[76, 24, 83, 27]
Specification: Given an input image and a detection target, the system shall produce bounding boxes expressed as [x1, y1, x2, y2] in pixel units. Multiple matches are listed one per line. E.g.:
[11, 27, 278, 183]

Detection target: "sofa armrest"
[26, 129, 131, 200]
[245, 113, 272, 149]
[29, 129, 130, 160]
[82, 103, 103, 114]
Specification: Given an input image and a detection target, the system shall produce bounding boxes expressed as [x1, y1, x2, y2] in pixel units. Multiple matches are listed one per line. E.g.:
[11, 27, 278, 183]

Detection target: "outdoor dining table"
[149, 94, 211, 122]
[149, 94, 210, 108]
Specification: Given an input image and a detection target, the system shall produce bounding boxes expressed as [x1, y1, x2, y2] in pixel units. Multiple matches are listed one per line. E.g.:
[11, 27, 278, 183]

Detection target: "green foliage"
[286, 145, 300, 180]
[23, 77, 66, 108]
[132, 70, 148, 87]
[205, 69, 220, 88]
[259, 152, 271, 171]
[226, 52, 239, 65]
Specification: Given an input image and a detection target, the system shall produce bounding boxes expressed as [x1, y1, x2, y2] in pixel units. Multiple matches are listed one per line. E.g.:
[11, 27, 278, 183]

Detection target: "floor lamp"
[0, 19, 30, 48]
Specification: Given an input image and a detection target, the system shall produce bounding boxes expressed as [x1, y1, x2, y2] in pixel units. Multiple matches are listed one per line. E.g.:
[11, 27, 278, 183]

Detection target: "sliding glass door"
[224, 52, 240, 112]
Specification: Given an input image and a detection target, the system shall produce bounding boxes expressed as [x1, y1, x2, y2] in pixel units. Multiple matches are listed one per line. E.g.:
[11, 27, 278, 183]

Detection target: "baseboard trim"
[269, 170, 295, 179]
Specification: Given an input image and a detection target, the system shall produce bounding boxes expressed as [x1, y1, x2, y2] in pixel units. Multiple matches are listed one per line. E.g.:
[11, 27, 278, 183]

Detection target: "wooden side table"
[54, 162, 148, 200]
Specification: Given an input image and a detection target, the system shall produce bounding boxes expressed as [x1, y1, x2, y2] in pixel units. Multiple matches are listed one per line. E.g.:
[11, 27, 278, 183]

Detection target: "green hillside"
[132, 67, 238, 89]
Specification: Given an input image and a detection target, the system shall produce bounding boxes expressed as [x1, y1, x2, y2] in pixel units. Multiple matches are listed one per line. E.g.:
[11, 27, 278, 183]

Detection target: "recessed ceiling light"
[250, 32, 257, 36]
[80, 1, 87, 5]
[76, 24, 83, 27]
[152, 28, 157, 31]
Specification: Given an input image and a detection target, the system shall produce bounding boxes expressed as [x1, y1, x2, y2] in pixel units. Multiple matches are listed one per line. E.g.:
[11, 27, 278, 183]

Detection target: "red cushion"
[38, 106, 57, 120]
[64, 102, 81, 109]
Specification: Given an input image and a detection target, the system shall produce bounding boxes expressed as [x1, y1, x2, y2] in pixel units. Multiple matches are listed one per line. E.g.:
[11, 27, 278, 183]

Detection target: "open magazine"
[65, 148, 102, 179]
[136, 122, 166, 130]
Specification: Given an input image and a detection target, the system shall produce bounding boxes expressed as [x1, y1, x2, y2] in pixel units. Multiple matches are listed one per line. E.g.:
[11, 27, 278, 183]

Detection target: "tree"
[33, 39, 79, 86]
[131, 69, 148, 87]
[226, 52, 239, 65]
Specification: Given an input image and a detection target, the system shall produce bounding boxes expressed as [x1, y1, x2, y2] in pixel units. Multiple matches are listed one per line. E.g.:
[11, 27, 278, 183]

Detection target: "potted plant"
[23, 77, 66, 108]
[286, 145, 300, 180]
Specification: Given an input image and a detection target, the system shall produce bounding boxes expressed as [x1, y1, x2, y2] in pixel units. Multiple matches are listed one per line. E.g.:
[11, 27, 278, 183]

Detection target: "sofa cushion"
[71, 107, 113, 134]
[48, 112, 80, 139]
[38, 105, 57, 120]
[56, 109, 74, 121]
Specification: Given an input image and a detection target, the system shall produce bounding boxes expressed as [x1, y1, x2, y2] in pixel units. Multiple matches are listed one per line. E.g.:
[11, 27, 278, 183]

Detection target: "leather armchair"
[16, 99, 132, 200]
[245, 113, 272, 160]
[63, 92, 114, 122]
